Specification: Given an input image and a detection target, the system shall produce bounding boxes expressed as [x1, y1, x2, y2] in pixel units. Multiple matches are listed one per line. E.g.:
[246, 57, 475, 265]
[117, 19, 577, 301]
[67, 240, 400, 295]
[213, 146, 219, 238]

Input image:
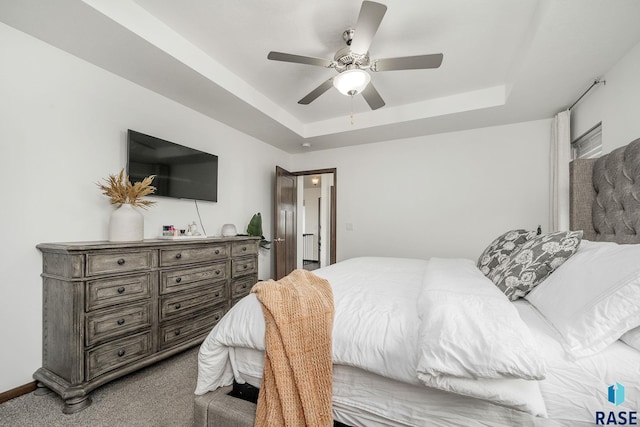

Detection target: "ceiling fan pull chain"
[350, 95, 355, 125]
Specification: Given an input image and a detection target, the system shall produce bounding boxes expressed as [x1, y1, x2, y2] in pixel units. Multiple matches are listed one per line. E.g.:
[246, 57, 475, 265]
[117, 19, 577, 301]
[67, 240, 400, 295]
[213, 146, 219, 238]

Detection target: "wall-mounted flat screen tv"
[127, 130, 218, 202]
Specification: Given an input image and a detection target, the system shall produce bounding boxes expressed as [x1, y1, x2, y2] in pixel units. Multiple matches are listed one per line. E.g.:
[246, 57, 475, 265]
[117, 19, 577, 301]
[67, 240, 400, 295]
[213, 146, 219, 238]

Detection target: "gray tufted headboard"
[570, 137, 640, 243]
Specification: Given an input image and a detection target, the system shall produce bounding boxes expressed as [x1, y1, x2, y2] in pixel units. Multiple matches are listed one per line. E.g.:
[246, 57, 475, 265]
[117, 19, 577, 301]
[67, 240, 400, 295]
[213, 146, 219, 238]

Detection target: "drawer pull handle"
[117, 287, 125, 294]
[175, 253, 182, 259]
[117, 258, 125, 265]
[174, 329, 181, 336]
[242, 247, 247, 251]
[117, 349, 125, 357]
[242, 284, 247, 289]
[175, 303, 181, 310]
[243, 265, 248, 270]
[117, 319, 125, 326]
[214, 292, 220, 298]
[175, 277, 182, 283]
[215, 250, 220, 255]
[214, 315, 220, 321]
[215, 270, 221, 275]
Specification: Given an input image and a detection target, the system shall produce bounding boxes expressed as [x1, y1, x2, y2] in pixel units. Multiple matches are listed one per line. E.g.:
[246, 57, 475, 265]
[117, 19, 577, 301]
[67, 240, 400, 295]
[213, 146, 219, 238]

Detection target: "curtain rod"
[568, 79, 606, 111]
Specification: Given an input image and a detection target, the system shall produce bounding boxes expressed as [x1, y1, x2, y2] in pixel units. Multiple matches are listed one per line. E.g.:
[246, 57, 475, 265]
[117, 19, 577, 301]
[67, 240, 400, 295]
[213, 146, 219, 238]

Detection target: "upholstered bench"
[194, 386, 256, 427]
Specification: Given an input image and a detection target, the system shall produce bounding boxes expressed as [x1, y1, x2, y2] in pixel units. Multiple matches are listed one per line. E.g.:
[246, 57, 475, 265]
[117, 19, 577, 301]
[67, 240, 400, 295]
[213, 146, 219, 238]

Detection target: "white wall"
[319, 173, 333, 267]
[303, 187, 321, 237]
[572, 39, 640, 152]
[0, 23, 289, 392]
[303, 186, 321, 261]
[292, 119, 552, 262]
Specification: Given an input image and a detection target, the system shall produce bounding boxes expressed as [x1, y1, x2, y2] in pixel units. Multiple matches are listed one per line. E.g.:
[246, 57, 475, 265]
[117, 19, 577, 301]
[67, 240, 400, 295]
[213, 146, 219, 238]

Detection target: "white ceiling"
[2, 0, 640, 153]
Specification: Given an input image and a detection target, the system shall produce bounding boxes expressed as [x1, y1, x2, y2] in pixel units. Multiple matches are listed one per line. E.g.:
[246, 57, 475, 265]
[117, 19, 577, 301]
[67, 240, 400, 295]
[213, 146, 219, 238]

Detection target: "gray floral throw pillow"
[490, 230, 583, 301]
[477, 229, 537, 280]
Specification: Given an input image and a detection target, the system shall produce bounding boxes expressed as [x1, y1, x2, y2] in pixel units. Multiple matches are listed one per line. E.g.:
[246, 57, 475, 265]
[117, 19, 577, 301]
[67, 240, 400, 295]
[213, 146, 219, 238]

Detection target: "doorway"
[301, 174, 330, 271]
[274, 167, 336, 279]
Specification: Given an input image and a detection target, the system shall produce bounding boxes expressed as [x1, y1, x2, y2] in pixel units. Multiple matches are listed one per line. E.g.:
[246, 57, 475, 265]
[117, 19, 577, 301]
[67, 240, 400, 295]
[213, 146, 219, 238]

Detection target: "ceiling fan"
[267, 1, 443, 110]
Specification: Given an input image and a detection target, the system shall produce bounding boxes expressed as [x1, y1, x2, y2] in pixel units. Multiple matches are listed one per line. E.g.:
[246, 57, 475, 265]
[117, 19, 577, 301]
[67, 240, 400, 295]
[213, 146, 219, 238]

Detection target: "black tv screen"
[127, 130, 218, 202]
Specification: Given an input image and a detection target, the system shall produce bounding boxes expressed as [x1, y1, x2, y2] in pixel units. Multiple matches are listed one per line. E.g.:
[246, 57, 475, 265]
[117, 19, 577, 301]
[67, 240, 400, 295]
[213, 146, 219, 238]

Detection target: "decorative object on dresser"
[221, 224, 238, 237]
[96, 169, 156, 242]
[108, 203, 145, 242]
[34, 236, 259, 414]
[246, 212, 271, 249]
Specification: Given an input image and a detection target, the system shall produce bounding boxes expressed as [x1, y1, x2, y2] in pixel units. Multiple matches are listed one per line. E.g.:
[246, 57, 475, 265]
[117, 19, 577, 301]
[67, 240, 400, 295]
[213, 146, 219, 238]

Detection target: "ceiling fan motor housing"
[334, 46, 370, 73]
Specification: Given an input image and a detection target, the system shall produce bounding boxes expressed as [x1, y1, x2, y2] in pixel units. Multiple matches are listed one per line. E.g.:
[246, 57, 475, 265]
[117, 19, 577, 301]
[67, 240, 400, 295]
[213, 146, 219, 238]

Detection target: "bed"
[194, 138, 640, 427]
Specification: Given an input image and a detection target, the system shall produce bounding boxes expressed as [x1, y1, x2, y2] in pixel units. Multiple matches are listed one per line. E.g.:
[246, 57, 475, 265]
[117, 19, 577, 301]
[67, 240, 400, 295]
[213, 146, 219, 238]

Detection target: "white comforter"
[195, 257, 547, 416]
[416, 258, 547, 416]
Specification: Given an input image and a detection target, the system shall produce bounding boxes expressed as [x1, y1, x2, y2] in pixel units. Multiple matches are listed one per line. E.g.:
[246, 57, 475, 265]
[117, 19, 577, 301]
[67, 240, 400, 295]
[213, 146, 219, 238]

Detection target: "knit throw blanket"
[251, 269, 334, 427]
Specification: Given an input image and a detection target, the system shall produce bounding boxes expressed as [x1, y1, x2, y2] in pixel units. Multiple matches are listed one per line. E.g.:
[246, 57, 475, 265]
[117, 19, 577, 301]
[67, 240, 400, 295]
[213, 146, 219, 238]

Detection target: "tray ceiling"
[2, 0, 640, 152]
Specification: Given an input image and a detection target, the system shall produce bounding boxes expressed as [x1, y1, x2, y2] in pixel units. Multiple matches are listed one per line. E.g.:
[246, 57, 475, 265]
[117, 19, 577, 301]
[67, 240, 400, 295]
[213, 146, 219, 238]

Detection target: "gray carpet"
[0, 347, 199, 427]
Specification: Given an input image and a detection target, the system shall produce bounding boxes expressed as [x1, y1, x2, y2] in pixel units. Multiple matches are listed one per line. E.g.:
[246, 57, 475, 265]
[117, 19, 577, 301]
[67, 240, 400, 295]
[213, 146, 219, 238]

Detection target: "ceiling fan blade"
[373, 54, 444, 72]
[267, 51, 333, 68]
[362, 83, 385, 110]
[298, 78, 334, 105]
[350, 1, 387, 54]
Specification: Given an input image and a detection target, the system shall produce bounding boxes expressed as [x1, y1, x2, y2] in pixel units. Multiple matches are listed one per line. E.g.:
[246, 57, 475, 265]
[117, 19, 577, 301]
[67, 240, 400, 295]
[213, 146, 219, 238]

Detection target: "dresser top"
[37, 236, 261, 252]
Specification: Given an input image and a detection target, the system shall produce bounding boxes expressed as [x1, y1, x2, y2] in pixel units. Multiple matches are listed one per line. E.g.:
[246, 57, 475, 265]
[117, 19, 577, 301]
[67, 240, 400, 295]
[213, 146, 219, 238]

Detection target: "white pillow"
[525, 240, 640, 358]
[621, 327, 640, 352]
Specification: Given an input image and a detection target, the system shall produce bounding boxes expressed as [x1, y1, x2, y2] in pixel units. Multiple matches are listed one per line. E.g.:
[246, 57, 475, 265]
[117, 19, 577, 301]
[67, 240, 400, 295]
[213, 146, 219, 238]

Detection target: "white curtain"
[549, 110, 571, 232]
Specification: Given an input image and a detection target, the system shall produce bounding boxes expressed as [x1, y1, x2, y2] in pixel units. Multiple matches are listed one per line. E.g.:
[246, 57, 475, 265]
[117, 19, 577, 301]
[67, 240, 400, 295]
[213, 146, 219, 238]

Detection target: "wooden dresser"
[34, 236, 259, 413]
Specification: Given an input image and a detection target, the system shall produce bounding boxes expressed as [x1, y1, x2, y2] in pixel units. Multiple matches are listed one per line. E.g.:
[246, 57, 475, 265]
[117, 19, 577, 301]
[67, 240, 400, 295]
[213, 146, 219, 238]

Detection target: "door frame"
[294, 168, 337, 266]
[274, 167, 337, 279]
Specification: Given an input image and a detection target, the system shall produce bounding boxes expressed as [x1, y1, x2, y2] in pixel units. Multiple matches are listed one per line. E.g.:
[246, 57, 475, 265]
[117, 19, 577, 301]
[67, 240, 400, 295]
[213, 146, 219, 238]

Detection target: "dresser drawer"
[85, 302, 151, 347]
[160, 263, 227, 295]
[231, 257, 257, 278]
[86, 250, 153, 276]
[160, 244, 228, 267]
[159, 306, 226, 350]
[159, 283, 227, 321]
[231, 241, 258, 257]
[231, 275, 256, 299]
[85, 273, 152, 311]
[85, 332, 151, 380]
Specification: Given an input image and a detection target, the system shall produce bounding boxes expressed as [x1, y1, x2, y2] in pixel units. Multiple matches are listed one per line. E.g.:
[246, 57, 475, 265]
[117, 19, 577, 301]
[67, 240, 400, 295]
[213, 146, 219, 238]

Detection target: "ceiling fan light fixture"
[333, 69, 371, 96]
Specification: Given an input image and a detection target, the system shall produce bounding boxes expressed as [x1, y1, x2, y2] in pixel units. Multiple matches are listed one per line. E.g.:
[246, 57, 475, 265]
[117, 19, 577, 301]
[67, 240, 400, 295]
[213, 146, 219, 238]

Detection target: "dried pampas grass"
[97, 169, 157, 209]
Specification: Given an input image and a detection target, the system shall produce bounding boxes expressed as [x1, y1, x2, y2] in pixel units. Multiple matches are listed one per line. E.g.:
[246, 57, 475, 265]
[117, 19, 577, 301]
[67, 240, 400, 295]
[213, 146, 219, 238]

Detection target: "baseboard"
[0, 381, 36, 404]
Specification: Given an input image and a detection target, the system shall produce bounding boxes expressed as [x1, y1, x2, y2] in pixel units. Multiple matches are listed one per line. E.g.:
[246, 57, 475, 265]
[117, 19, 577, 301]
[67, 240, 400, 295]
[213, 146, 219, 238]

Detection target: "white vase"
[109, 203, 144, 242]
